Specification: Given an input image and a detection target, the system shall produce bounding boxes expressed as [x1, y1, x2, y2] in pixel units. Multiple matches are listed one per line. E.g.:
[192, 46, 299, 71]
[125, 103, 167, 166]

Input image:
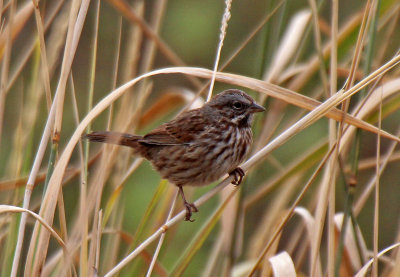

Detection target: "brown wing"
[139, 109, 207, 146]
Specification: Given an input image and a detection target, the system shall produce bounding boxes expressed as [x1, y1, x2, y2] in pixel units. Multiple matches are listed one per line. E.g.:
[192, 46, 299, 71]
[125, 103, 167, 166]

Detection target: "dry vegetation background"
[1, 0, 400, 276]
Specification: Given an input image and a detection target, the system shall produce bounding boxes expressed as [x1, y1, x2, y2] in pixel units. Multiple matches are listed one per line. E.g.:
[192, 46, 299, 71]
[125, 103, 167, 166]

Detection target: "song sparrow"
[86, 89, 265, 221]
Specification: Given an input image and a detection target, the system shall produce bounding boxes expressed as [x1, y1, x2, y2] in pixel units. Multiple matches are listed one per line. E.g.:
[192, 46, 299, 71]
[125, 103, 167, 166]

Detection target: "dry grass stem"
[207, 0, 232, 101]
[372, 87, 383, 277]
[145, 190, 178, 277]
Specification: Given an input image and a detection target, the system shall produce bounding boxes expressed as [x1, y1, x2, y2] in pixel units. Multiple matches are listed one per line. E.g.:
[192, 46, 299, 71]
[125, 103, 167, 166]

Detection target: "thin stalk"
[363, 0, 381, 96]
[207, 0, 232, 101]
[327, 2, 338, 277]
[83, 1, 100, 275]
[350, 210, 366, 266]
[372, 88, 383, 277]
[308, 0, 329, 97]
[31, 0, 52, 110]
[334, 163, 353, 277]
[146, 190, 178, 277]
[95, 210, 103, 271]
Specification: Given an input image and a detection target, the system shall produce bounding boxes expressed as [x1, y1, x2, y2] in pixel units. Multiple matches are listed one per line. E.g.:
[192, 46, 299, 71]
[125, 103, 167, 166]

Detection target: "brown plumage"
[86, 89, 265, 221]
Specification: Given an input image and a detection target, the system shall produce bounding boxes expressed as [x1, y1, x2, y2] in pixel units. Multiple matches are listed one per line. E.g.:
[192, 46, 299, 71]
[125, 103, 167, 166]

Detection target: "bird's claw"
[183, 201, 198, 222]
[229, 167, 245, 186]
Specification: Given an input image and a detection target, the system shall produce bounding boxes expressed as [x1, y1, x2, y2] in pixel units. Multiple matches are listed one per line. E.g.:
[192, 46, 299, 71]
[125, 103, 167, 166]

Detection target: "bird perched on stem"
[86, 89, 265, 221]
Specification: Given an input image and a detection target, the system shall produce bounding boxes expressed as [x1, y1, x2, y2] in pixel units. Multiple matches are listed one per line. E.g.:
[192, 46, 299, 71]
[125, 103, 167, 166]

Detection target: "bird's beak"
[249, 103, 265, 113]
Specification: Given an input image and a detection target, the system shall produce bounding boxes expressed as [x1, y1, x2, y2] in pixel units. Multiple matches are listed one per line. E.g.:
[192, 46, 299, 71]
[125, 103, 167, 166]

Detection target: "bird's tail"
[84, 131, 142, 148]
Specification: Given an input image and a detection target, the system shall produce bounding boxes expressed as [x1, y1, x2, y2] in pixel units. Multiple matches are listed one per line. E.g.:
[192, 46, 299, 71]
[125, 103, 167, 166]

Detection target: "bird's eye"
[232, 101, 243, 110]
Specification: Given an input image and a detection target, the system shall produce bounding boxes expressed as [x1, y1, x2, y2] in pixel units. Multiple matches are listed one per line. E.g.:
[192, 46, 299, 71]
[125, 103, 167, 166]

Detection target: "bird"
[85, 89, 265, 221]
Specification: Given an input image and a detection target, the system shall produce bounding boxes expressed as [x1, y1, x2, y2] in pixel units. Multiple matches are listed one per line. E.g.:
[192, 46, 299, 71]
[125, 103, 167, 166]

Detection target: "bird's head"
[206, 89, 265, 127]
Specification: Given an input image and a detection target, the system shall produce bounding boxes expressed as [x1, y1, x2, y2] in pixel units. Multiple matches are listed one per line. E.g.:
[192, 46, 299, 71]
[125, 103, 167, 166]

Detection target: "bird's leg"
[178, 185, 198, 222]
[229, 167, 245, 186]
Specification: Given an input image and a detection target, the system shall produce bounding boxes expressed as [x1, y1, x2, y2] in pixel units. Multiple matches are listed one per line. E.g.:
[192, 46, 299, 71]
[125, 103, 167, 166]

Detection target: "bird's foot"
[178, 185, 198, 222]
[229, 167, 245, 186]
[183, 201, 198, 222]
